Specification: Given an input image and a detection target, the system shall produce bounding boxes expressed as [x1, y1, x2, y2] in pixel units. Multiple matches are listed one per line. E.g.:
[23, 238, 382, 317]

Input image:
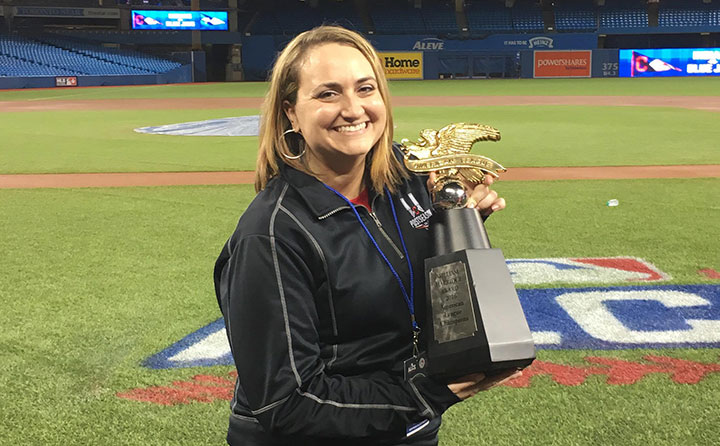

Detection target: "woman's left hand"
[428, 172, 506, 217]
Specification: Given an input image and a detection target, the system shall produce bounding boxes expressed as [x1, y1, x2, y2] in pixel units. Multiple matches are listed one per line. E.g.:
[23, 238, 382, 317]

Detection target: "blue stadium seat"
[0, 34, 182, 78]
[599, 9, 648, 28]
[512, 0, 544, 32]
[370, 1, 426, 34]
[420, 1, 459, 35]
[466, 2, 513, 34]
[249, 1, 363, 35]
[554, 0, 597, 32]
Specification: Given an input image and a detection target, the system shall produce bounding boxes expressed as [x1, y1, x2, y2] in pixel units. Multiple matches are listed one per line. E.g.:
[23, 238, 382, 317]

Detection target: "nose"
[340, 93, 365, 121]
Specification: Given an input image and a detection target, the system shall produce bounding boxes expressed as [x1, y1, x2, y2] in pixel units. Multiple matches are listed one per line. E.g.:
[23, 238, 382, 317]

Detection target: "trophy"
[400, 123, 536, 379]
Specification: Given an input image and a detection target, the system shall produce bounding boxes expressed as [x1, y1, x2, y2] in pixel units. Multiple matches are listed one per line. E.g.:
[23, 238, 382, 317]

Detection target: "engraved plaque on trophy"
[400, 123, 536, 379]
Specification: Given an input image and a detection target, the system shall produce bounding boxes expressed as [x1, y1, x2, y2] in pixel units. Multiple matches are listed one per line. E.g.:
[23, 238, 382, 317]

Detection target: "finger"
[490, 197, 506, 213]
[465, 184, 489, 209]
[447, 373, 486, 399]
[483, 174, 495, 186]
[474, 189, 498, 212]
[481, 197, 506, 217]
[427, 171, 437, 191]
[477, 370, 523, 391]
[447, 373, 485, 386]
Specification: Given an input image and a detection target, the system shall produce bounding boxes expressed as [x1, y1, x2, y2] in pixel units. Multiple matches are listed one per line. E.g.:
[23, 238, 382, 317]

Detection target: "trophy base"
[424, 248, 536, 380]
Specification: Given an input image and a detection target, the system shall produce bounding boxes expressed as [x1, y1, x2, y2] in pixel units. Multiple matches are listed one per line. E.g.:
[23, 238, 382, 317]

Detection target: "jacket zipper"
[318, 206, 350, 220]
[367, 209, 405, 260]
[319, 203, 405, 260]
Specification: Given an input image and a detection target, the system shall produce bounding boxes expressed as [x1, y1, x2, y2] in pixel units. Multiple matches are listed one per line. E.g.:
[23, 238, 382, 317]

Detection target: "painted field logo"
[145, 283, 720, 369]
[507, 257, 669, 285]
[120, 354, 720, 405]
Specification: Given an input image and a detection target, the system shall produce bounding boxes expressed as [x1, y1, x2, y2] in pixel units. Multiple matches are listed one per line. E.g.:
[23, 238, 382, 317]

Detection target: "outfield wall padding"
[0, 64, 192, 89]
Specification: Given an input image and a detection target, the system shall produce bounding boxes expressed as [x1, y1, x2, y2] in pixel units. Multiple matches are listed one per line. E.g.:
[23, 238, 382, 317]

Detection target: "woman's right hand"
[447, 369, 523, 400]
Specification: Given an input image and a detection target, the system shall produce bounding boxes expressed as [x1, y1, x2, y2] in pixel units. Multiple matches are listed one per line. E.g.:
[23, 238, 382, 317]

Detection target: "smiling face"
[284, 43, 387, 174]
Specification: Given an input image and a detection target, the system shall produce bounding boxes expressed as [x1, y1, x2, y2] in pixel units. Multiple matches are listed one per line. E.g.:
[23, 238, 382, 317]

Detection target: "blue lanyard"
[323, 185, 418, 332]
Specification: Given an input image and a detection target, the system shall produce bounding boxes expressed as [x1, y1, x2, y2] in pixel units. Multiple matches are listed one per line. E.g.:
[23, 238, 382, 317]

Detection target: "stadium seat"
[0, 34, 182, 78]
[466, 1, 514, 34]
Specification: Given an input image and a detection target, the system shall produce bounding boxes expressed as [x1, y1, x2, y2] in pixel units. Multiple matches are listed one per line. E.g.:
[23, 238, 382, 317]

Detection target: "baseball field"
[1, 77, 719, 445]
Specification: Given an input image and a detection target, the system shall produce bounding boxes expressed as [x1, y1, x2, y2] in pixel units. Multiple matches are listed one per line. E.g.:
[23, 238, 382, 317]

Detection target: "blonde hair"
[254, 25, 407, 193]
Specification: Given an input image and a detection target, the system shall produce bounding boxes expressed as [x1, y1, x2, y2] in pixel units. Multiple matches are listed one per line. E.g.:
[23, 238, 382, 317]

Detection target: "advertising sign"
[131, 10, 228, 31]
[371, 33, 597, 52]
[14, 6, 120, 18]
[619, 48, 720, 77]
[55, 76, 78, 87]
[378, 52, 423, 79]
[534, 50, 592, 78]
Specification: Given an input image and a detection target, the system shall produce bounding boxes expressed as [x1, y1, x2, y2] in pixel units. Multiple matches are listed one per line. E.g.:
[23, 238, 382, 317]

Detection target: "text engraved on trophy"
[429, 261, 478, 344]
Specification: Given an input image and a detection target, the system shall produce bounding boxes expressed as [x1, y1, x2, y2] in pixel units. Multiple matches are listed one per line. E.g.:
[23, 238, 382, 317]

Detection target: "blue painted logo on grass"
[143, 319, 232, 369]
[525, 284, 720, 350]
[145, 284, 720, 369]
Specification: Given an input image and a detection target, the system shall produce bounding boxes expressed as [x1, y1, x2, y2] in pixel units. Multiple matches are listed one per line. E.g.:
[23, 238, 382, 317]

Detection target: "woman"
[214, 26, 519, 446]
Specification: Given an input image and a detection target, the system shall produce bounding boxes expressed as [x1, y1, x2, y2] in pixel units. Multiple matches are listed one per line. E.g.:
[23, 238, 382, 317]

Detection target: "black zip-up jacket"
[214, 161, 460, 445]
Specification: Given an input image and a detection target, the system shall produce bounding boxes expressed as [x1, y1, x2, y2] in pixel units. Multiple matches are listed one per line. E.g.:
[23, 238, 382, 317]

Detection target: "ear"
[283, 100, 297, 131]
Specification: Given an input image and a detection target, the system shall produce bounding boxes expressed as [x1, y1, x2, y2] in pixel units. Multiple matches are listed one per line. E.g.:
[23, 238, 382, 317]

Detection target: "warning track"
[2, 95, 720, 112]
[2, 165, 718, 189]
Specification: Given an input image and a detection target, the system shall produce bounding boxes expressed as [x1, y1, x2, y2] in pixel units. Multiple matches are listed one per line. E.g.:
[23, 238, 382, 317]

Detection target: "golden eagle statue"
[400, 123, 506, 186]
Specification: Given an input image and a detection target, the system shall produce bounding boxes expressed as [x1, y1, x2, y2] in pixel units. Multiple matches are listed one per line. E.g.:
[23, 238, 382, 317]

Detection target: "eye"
[316, 90, 338, 100]
[358, 84, 376, 95]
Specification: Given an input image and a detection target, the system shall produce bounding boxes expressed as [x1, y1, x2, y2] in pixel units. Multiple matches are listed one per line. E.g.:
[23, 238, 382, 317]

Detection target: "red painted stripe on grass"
[699, 268, 720, 279]
[117, 356, 720, 405]
[571, 257, 664, 281]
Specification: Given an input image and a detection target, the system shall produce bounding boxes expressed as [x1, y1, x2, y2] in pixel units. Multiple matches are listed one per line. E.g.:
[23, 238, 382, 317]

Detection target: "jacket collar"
[279, 163, 358, 219]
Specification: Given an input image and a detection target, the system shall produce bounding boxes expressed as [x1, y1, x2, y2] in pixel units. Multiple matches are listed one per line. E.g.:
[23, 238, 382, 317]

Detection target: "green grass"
[2, 78, 719, 444]
[2, 105, 719, 174]
[389, 76, 720, 97]
[394, 105, 720, 167]
[486, 178, 720, 286]
[441, 349, 720, 446]
[0, 109, 259, 174]
[2, 77, 720, 101]
[0, 82, 270, 101]
[1, 179, 718, 444]
[0, 185, 253, 445]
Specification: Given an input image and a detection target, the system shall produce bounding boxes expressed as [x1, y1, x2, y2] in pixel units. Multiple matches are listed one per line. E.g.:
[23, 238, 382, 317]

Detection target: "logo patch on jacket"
[400, 193, 432, 229]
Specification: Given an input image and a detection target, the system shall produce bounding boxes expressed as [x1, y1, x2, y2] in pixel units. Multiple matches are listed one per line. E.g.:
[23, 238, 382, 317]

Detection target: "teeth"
[336, 122, 366, 133]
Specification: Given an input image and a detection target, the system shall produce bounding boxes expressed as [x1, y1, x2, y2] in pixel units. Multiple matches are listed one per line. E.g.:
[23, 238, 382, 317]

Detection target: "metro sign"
[144, 284, 720, 369]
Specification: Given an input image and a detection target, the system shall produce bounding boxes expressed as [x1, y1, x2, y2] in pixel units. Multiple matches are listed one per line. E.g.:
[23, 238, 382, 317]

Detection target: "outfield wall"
[0, 64, 192, 90]
[240, 33, 622, 81]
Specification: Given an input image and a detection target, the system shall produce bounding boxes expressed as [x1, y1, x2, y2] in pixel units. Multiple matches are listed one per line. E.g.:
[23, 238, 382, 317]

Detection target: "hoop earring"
[282, 128, 306, 160]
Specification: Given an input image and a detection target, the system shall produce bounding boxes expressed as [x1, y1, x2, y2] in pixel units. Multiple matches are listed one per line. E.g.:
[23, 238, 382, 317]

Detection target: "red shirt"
[349, 188, 371, 211]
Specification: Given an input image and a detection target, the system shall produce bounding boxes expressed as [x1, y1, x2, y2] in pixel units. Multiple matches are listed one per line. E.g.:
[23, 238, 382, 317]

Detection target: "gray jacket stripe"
[279, 205, 338, 336]
[327, 344, 338, 369]
[230, 377, 240, 414]
[251, 395, 292, 415]
[270, 184, 303, 387]
[297, 390, 416, 412]
[409, 374, 435, 417]
[231, 413, 260, 424]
